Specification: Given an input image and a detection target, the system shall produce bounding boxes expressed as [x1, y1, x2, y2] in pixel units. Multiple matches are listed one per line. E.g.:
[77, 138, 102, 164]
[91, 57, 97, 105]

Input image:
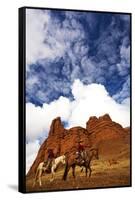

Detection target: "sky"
[26, 8, 131, 173]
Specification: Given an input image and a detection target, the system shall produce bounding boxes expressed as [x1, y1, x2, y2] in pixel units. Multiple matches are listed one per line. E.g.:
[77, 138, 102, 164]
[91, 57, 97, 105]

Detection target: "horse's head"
[91, 148, 99, 160]
[61, 155, 66, 164]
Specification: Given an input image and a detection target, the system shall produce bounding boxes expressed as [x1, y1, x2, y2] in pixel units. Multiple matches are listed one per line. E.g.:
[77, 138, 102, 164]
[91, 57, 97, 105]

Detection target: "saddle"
[76, 151, 86, 164]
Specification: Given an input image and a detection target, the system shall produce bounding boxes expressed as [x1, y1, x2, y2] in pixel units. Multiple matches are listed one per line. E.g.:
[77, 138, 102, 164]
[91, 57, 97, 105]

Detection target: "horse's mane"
[89, 147, 98, 151]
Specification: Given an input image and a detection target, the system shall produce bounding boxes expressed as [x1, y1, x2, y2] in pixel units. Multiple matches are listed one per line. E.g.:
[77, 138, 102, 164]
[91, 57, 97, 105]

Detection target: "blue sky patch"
[26, 9, 130, 107]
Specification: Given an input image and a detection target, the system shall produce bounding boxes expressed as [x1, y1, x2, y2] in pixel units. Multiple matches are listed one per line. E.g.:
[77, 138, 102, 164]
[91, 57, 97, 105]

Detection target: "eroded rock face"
[27, 117, 66, 177]
[27, 114, 130, 177]
[60, 127, 92, 156]
[86, 114, 127, 144]
[48, 117, 65, 136]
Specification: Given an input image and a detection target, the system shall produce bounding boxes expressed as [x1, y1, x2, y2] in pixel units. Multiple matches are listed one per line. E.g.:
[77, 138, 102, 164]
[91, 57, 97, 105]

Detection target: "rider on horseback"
[45, 149, 55, 171]
[77, 141, 85, 163]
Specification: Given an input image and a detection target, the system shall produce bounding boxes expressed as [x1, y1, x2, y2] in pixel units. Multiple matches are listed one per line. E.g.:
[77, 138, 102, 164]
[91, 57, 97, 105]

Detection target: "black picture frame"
[19, 6, 132, 193]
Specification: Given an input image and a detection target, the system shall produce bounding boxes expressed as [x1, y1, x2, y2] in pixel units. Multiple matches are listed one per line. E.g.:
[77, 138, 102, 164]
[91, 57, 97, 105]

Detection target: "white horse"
[33, 155, 66, 187]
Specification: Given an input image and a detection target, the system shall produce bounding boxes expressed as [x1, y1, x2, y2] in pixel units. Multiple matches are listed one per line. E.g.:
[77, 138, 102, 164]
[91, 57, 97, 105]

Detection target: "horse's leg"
[32, 179, 36, 188]
[88, 165, 92, 177]
[63, 163, 70, 181]
[80, 167, 84, 173]
[72, 165, 76, 179]
[50, 166, 55, 182]
[85, 166, 88, 177]
[33, 169, 38, 187]
[38, 169, 43, 187]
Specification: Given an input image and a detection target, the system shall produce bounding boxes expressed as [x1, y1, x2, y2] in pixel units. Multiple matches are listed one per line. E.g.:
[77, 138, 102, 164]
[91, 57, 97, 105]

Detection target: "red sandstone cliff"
[27, 114, 130, 177]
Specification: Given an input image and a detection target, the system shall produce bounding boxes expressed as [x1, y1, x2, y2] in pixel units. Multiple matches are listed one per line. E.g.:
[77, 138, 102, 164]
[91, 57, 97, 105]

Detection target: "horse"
[33, 155, 66, 187]
[63, 148, 99, 181]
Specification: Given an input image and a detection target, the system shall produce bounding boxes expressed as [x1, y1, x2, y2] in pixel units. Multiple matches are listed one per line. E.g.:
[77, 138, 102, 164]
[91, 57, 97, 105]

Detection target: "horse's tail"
[62, 161, 69, 181]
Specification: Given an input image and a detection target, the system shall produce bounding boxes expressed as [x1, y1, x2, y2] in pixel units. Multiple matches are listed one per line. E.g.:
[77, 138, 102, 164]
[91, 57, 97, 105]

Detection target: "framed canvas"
[19, 6, 132, 193]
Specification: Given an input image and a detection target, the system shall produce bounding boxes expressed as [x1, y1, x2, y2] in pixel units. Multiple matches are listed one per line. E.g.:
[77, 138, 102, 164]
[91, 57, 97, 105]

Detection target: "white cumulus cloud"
[26, 9, 85, 69]
[68, 79, 130, 128]
[26, 9, 65, 67]
[26, 96, 71, 141]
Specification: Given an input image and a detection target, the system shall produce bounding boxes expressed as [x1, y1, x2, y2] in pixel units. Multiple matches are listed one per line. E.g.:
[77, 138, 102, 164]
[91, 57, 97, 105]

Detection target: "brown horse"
[63, 148, 99, 181]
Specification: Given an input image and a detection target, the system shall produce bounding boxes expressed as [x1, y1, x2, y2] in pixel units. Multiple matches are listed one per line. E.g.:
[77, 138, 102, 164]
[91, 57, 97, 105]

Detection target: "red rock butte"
[27, 114, 130, 177]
